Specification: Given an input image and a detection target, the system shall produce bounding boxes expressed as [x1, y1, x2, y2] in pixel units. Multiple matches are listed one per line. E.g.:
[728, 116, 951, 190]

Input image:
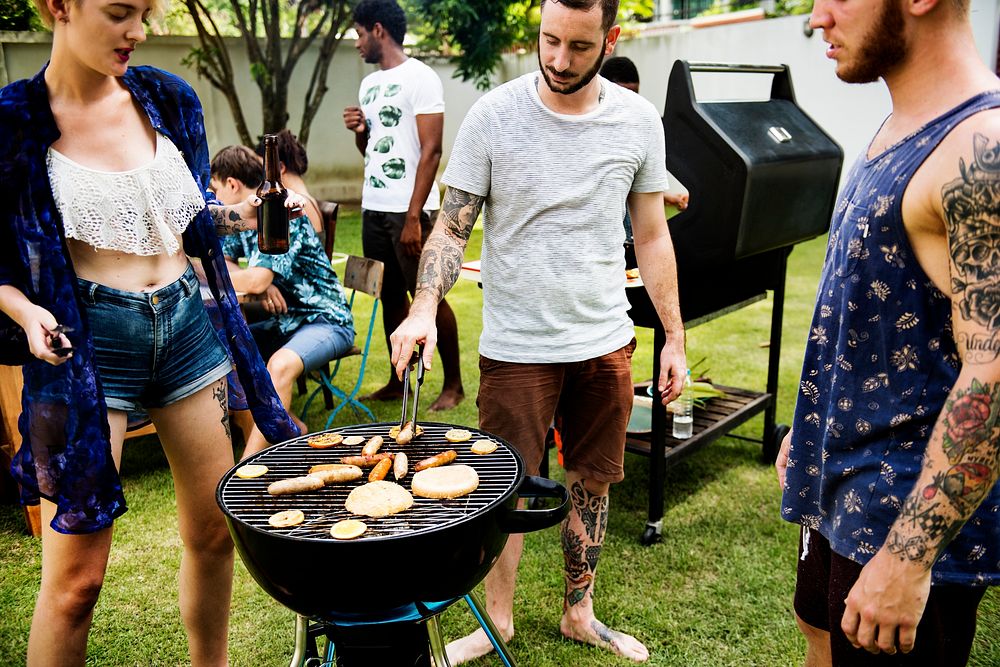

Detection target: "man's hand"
[343, 106, 366, 134]
[664, 192, 689, 211]
[390, 304, 438, 380]
[657, 338, 686, 406]
[841, 548, 931, 655]
[775, 429, 792, 488]
[400, 214, 423, 257]
[260, 284, 287, 315]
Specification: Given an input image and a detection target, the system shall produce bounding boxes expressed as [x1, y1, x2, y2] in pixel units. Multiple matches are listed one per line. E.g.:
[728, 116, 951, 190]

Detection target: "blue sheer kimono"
[0, 65, 299, 534]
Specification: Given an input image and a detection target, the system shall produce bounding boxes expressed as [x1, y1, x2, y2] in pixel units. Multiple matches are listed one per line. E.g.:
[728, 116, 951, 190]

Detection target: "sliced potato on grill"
[235, 464, 268, 479]
[307, 432, 344, 449]
[342, 435, 365, 446]
[444, 428, 472, 443]
[268, 509, 305, 528]
[330, 519, 367, 540]
[470, 440, 498, 455]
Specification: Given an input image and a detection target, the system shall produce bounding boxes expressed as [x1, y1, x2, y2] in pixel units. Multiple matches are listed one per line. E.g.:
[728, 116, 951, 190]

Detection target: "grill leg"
[464, 592, 516, 667]
[289, 615, 309, 667]
[427, 615, 451, 667]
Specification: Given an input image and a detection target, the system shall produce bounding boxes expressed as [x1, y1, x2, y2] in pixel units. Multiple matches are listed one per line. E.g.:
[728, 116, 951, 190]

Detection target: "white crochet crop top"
[46, 132, 206, 256]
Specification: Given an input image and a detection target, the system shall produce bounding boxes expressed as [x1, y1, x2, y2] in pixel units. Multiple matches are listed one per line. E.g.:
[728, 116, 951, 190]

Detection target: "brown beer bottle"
[257, 134, 289, 254]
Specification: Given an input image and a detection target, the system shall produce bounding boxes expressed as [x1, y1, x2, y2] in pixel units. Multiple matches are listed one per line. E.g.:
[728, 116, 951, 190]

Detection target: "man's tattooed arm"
[885, 132, 1000, 568]
[209, 204, 254, 235]
[412, 187, 484, 306]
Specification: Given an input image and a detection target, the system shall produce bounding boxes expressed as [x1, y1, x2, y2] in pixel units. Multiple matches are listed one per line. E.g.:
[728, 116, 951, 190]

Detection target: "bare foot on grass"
[429, 386, 465, 412]
[560, 617, 649, 662]
[445, 625, 513, 665]
[361, 382, 405, 402]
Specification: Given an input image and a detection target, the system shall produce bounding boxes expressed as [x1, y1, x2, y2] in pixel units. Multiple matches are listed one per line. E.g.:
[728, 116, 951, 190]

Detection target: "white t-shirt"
[443, 72, 669, 363]
[359, 58, 444, 212]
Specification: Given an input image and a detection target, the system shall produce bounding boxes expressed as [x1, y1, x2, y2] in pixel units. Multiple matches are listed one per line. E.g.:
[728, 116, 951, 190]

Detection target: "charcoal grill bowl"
[218, 424, 568, 625]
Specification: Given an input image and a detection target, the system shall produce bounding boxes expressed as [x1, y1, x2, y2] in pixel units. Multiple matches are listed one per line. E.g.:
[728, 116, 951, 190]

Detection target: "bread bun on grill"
[342, 435, 365, 446]
[444, 428, 472, 443]
[411, 464, 480, 499]
[345, 481, 414, 517]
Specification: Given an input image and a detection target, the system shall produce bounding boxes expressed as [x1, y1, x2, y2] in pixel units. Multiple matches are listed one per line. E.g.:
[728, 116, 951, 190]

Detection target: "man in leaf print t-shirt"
[343, 0, 464, 412]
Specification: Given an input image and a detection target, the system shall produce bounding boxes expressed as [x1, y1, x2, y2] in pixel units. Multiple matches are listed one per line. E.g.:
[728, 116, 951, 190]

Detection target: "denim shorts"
[250, 316, 355, 374]
[77, 265, 233, 412]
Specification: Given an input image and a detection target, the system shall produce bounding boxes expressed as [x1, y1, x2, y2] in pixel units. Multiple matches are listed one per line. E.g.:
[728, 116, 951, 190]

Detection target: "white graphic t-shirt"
[358, 58, 444, 212]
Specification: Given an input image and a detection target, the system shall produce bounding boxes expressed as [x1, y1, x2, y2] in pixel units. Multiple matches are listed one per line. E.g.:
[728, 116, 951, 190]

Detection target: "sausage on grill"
[414, 450, 457, 472]
[368, 457, 392, 482]
[340, 453, 394, 468]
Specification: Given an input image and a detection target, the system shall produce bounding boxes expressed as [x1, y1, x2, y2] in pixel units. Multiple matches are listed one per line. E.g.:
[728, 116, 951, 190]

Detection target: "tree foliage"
[407, 0, 656, 90]
[0, 0, 42, 31]
[179, 0, 356, 147]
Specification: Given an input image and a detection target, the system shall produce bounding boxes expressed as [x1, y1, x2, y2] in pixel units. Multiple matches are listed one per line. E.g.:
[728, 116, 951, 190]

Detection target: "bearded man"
[776, 0, 1000, 664]
[389, 0, 686, 663]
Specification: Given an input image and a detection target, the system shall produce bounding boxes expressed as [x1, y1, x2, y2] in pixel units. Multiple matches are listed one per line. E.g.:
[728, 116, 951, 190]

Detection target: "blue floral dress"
[0, 65, 299, 534]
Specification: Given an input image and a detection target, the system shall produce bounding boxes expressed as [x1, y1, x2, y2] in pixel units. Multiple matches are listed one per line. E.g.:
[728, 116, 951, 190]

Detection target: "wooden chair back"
[342, 255, 383, 301]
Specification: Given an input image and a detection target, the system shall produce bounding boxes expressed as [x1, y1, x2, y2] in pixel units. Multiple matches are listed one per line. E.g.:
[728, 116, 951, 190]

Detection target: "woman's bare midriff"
[66, 238, 190, 292]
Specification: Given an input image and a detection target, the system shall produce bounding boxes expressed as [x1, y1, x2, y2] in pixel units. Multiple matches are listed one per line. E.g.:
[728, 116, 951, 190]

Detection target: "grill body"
[218, 422, 567, 624]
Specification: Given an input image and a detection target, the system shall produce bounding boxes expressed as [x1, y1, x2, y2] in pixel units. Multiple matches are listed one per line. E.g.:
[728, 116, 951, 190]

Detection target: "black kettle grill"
[217, 422, 569, 666]
[622, 61, 843, 544]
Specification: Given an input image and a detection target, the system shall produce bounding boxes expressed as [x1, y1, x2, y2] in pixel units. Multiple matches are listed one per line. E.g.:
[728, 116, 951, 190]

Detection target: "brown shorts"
[476, 339, 636, 483]
[794, 526, 987, 666]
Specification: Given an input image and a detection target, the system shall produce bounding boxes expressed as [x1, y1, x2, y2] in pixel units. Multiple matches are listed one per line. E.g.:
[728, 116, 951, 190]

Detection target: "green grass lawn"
[1, 207, 997, 666]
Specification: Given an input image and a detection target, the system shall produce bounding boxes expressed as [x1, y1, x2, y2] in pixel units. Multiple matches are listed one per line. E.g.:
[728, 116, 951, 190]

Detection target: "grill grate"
[219, 422, 520, 542]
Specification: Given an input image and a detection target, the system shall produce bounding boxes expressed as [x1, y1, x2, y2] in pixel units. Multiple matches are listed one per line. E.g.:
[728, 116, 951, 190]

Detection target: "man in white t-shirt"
[342, 0, 463, 412]
[390, 0, 687, 663]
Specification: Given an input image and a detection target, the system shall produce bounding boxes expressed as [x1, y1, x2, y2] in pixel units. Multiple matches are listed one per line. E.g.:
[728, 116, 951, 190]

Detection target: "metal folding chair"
[300, 255, 384, 428]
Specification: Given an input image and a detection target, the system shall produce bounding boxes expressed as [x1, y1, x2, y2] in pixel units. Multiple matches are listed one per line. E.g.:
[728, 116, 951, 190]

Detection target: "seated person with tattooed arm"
[210, 146, 355, 458]
[776, 0, 1000, 664]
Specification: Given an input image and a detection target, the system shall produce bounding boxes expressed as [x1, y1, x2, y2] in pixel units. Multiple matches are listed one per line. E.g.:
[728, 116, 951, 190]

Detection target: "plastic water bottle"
[672, 369, 694, 439]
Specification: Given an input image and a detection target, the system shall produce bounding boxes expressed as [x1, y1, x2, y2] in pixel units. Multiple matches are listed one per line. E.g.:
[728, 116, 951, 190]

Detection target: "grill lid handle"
[497, 476, 569, 534]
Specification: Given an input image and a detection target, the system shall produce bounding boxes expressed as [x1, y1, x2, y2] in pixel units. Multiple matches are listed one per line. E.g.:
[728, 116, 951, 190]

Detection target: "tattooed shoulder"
[942, 132, 1000, 363]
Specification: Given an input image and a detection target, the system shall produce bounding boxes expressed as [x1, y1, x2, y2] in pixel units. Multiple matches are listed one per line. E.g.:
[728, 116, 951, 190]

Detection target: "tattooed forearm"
[414, 188, 482, 302]
[886, 378, 1000, 566]
[561, 480, 610, 608]
[210, 205, 251, 235]
[943, 133, 1000, 364]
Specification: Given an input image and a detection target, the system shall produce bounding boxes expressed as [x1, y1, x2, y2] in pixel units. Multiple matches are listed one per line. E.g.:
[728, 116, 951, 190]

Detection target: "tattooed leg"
[146, 378, 235, 664]
[559, 473, 649, 662]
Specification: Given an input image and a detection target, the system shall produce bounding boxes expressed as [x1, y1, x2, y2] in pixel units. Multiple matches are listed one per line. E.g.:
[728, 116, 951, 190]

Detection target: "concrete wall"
[1, 0, 998, 200]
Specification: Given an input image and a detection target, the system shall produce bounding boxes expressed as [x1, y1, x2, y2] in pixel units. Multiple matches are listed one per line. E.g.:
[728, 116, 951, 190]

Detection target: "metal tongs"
[399, 343, 426, 432]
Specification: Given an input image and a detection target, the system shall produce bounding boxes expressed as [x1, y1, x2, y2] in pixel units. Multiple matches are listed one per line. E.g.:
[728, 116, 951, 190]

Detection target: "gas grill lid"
[217, 422, 521, 542]
[663, 61, 844, 263]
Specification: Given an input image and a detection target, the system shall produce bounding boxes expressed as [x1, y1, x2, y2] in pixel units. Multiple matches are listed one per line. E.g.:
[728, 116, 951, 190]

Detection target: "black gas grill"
[624, 61, 843, 545]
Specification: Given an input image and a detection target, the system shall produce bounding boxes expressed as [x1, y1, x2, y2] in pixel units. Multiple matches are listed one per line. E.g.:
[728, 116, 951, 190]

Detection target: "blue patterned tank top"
[782, 91, 1000, 585]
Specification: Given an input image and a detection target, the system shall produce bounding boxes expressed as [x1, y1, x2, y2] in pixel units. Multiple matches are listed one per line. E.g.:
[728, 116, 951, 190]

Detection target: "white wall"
[1, 1, 998, 200]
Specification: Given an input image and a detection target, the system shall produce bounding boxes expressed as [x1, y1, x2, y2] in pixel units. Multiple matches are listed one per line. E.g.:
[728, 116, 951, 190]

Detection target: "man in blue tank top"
[777, 0, 1000, 663]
